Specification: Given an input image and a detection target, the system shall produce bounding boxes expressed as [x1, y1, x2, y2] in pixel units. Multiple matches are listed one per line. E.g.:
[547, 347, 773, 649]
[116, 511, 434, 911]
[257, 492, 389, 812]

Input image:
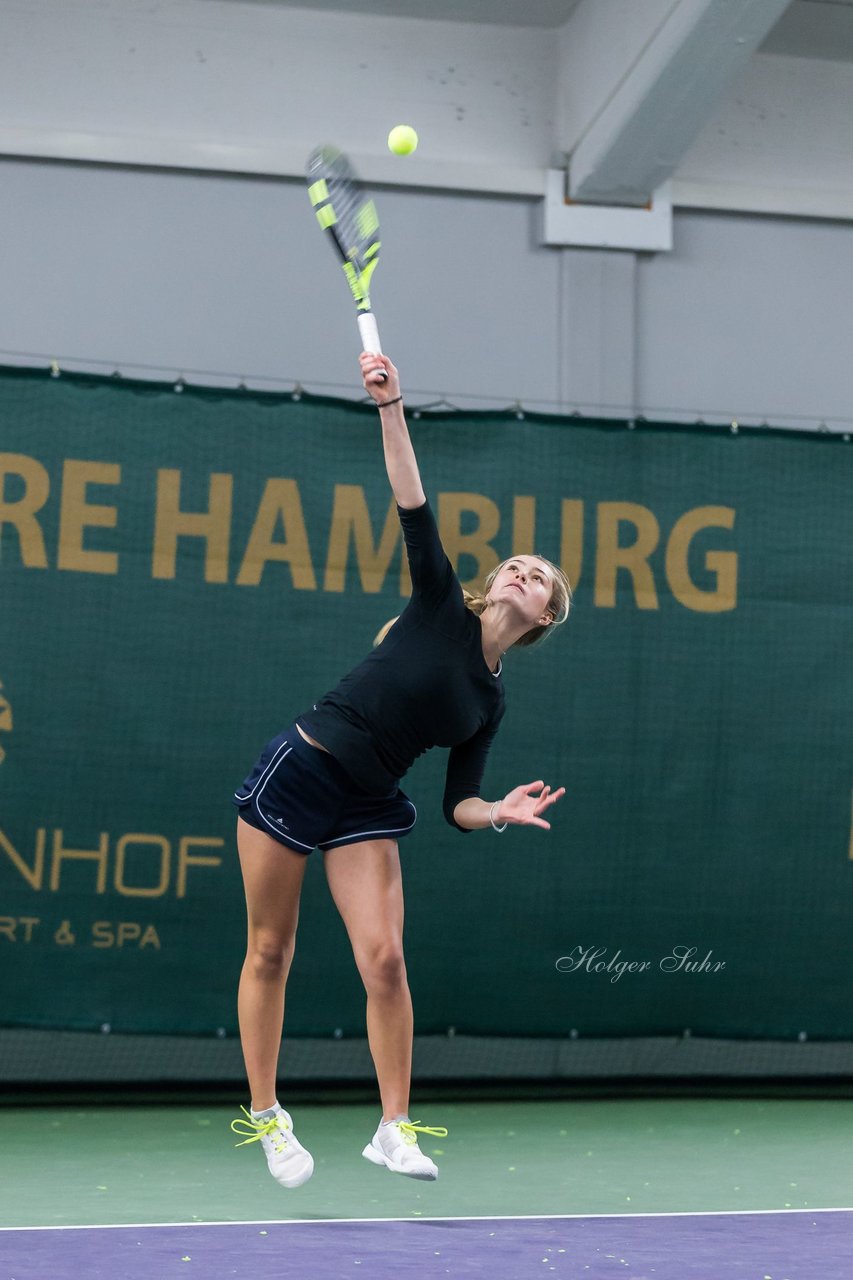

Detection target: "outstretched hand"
[497, 780, 566, 830]
[360, 351, 401, 404]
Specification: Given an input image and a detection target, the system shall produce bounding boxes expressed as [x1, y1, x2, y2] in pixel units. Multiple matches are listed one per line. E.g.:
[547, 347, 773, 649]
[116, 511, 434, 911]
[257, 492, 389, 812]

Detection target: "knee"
[357, 941, 408, 994]
[246, 929, 296, 981]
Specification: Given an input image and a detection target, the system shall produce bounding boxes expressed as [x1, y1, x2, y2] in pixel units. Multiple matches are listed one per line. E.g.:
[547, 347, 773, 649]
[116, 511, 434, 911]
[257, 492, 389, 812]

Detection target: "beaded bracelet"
[490, 802, 508, 833]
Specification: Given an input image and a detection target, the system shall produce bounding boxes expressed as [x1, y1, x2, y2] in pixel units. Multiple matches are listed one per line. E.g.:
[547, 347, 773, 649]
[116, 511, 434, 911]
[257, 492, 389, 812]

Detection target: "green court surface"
[2, 1097, 852, 1229]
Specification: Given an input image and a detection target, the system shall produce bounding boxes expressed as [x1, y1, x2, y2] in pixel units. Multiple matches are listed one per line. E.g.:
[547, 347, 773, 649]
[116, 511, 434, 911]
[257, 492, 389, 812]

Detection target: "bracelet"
[490, 801, 508, 833]
[377, 395, 403, 409]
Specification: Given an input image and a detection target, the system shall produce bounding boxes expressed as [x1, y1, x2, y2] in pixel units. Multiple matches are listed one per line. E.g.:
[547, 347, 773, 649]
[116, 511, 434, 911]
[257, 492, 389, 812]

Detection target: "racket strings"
[306, 144, 382, 317]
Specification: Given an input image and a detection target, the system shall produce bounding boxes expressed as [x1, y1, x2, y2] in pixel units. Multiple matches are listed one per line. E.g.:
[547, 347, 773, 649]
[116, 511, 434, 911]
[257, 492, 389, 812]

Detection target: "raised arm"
[360, 352, 426, 510]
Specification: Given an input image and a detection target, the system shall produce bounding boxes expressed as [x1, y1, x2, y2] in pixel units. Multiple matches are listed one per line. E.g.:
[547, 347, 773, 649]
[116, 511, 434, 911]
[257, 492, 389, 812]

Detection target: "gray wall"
[1, 156, 850, 430]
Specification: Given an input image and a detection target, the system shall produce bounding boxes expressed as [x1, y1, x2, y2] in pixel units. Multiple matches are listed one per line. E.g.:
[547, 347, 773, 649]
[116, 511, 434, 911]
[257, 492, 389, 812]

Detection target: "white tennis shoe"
[362, 1117, 447, 1181]
[231, 1105, 314, 1188]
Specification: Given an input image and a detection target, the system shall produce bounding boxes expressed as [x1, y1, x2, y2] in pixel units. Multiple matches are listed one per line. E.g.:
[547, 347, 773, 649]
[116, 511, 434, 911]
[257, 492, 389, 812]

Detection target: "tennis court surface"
[2, 1211, 852, 1280]
[2, 1098, 851, 1279]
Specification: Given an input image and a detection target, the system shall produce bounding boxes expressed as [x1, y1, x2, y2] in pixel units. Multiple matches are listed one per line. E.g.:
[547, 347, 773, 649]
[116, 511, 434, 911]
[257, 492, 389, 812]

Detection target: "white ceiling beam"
[563, 0, 794, 206]
[672, 50, 853, 220]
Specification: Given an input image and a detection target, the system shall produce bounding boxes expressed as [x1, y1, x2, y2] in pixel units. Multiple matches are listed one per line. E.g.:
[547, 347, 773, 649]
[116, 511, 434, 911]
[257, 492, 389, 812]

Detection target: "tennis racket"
[306, 145, 386, 379]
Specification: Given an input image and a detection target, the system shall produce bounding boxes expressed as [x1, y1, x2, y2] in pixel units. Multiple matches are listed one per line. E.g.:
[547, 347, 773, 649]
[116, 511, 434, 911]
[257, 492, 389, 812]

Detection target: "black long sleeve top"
[299, 500, 505, 830]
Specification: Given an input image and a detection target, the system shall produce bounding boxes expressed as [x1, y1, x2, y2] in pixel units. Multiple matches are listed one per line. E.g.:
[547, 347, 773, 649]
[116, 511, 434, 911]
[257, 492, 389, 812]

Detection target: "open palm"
[498, 780, 566, 830]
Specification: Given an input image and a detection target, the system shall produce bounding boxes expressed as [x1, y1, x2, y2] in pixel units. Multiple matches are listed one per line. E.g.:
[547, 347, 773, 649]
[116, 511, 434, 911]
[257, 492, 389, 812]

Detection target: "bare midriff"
[296, 723, 330, 753]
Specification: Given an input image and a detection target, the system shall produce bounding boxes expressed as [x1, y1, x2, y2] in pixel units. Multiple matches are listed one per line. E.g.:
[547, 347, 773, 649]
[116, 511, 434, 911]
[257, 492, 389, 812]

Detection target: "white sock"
[381, 1114, 409, 1127]
[251, 1102, 282, 1121]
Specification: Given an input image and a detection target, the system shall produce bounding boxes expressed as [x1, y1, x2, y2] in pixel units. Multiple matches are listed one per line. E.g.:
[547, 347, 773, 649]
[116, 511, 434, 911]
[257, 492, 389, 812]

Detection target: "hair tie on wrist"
[377, 395, 403, 409]
[490, 801, 508, 833]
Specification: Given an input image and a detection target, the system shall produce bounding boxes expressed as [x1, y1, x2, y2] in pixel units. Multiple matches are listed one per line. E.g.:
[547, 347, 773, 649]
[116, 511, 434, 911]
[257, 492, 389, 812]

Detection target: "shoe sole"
[362, 1142, 438, 1181]
[270, 1156, 315, 1189]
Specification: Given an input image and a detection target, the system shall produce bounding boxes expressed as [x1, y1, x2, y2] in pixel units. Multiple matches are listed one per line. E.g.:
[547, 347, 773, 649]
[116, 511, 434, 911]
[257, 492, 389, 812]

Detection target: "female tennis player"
[230, 352, 570, 1188]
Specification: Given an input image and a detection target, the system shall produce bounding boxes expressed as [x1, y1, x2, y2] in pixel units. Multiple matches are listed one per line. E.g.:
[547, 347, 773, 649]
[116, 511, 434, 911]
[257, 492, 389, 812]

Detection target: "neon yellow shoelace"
[230, 1105, 291, 1151]
[398, 1120, 448, 1145]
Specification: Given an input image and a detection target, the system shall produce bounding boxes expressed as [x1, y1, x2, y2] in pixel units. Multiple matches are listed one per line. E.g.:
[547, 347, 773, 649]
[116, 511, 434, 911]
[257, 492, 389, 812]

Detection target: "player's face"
[489, 557, 554, 625]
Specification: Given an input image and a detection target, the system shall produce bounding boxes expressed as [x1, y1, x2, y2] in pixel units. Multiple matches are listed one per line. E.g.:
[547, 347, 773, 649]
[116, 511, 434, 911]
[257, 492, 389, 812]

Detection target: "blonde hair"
[373, 555, 572, 650]
[374, 616, 400, 646]
[463, 555, 572, 648]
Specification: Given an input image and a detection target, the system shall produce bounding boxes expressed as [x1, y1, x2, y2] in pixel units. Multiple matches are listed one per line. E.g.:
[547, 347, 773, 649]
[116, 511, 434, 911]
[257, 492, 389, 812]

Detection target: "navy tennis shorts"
[233, 723, 417, 855]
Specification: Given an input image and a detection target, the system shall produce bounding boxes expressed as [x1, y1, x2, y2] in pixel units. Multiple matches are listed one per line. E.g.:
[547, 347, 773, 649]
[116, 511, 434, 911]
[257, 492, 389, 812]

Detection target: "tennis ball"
[388, 124, 418, 156]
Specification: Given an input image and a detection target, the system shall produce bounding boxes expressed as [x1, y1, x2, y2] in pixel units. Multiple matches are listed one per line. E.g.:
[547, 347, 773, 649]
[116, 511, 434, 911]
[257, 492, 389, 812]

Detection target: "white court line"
[1, 1207, 851, 1232]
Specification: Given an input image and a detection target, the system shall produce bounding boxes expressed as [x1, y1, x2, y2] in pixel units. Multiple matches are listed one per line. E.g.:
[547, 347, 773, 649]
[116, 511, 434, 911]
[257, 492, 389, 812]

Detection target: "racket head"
[306, 146, 381, 313]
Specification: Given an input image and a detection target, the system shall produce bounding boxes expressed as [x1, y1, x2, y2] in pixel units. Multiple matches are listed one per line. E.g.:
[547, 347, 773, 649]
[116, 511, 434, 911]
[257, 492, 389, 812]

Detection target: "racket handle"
[358, 310, 382, 354]
[357, 312, 387, 382]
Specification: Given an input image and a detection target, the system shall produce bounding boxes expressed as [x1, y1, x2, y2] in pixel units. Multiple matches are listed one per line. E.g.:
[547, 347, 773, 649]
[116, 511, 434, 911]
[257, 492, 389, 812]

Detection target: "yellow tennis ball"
[388, 125, 418, 156]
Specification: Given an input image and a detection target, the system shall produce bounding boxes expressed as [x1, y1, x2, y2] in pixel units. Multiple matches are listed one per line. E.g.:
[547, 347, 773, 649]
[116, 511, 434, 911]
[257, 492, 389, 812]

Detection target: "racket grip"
[357, 312, 387, 382]
[357, 310, 382, 354]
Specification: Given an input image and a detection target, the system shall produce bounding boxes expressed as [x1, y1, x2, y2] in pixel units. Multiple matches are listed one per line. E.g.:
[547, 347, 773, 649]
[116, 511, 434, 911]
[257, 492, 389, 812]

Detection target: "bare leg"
[236, 817, 308, 1111]
[323, 839, 412, 1120]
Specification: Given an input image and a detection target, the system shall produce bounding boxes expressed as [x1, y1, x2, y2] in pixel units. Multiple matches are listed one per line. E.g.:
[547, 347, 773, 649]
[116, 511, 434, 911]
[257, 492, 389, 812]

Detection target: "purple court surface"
[1, 1211, 849, 1280]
